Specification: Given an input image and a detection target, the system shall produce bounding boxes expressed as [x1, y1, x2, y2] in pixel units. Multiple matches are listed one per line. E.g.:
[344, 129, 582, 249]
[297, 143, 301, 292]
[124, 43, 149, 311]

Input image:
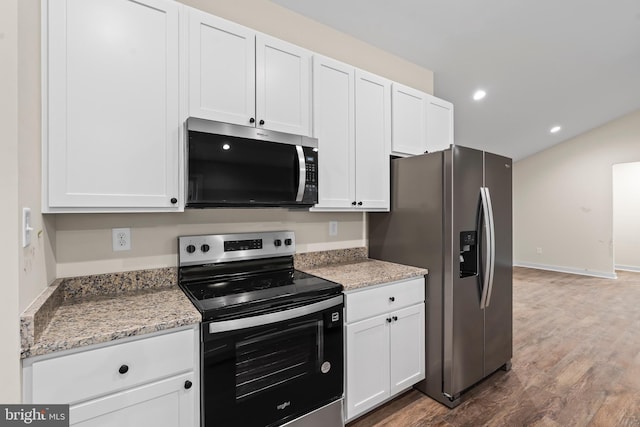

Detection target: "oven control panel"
[178, 231, 296, 266]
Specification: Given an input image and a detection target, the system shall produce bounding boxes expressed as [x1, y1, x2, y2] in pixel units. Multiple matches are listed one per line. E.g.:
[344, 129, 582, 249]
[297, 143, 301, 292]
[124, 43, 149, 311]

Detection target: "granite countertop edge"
[20, 268, 201, 360]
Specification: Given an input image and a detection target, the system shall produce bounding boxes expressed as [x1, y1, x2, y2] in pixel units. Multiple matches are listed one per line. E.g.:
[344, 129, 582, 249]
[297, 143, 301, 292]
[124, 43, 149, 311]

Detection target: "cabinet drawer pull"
[357, 201, 363, 206]
[386, 318, 392, 323]
[392, 316, 398, 322]
[259, 119, 265, 125]
[184, 380, 193, 390]
[118, 365, 129, 375]
[389, 297, 395, 302]
[170, 197, 177, 204]
[351, 201, 357, 206]
[249, 117, 255, 124]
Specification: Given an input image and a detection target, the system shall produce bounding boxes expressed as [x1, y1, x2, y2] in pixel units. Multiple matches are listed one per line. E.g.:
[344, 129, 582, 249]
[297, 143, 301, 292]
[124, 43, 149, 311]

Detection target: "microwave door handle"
[295, 146, 306, 202]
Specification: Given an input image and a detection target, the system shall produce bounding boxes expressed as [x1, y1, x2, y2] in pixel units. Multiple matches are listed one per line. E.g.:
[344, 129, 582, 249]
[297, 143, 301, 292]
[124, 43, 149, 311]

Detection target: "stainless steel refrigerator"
[369, 145, 512, 408]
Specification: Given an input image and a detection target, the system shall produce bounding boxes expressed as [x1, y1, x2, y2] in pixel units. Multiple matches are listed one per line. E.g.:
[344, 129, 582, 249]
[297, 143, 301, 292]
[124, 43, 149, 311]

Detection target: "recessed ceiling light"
[222, 143, 231, 150]
[550, 126, 562, 134]
[473, 90, 486, 101]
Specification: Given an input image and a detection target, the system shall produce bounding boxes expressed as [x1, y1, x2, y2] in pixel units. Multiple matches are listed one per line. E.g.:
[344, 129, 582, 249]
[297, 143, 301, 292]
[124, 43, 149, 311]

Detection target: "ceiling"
[271, 0, 640, 160]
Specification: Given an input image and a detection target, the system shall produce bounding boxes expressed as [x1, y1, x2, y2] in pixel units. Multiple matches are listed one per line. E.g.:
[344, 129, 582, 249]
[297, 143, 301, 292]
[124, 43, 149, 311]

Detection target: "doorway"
[612, 162, 640, 272]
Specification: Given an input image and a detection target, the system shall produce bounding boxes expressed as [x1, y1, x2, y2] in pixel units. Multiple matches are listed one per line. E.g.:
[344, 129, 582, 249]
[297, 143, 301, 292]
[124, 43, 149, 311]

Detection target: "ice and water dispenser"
[459, 231, 477, 278]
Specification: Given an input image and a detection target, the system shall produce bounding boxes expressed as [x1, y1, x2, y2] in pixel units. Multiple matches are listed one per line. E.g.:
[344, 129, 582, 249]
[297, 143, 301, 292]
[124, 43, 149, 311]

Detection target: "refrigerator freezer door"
[483, 152, 513, 375]
[443, 146, 485, 398]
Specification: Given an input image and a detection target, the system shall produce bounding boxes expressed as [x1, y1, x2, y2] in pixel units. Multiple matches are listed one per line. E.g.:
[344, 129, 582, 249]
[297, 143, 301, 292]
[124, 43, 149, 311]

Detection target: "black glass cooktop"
[178, 257, 342, 321]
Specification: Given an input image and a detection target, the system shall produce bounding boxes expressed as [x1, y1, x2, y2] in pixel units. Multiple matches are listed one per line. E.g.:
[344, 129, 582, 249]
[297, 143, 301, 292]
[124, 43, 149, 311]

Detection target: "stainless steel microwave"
[186, 118, 318, 208]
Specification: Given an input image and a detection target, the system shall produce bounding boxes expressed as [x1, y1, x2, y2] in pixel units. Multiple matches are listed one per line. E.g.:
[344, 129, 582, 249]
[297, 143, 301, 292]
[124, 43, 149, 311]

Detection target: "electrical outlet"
[536, 247, 543, 254]
[112, 228, 131, 251]
[329, 221, 338, 236]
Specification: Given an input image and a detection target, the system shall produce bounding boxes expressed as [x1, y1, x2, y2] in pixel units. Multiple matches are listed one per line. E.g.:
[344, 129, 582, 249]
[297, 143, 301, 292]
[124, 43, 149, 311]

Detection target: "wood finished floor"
[347, 267, 640, 427]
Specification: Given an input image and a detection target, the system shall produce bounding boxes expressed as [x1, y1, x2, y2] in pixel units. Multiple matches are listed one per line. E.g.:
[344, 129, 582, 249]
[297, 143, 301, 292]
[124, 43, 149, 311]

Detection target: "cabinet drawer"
[345, 277, 425, 323]
[31, 329, 195, 405]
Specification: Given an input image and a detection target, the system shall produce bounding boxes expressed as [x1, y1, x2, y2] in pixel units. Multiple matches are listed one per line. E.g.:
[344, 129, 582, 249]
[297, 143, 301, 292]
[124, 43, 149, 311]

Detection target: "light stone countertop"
[21, 248, 426, 359]
[295, 248, 428, 291]
[20, 268, 200, 359]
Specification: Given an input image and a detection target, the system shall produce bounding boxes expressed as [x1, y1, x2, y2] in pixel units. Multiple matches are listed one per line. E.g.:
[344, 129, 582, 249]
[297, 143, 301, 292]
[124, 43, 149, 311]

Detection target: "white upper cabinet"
[312, 59, 390, 211]
[256, 34, 312, 136]
[188, 11, 312, 136]
[188, 10, 255, 127]
[312, 56, 356, 209]
[426, 94, 454, 153]
[44, 0, 181, 212]
[391, 83, 428, 156]
[354, 70, 391, 210]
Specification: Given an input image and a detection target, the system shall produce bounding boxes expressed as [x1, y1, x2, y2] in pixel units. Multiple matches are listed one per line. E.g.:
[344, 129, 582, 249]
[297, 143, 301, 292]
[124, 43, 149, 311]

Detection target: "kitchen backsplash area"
[53, 209, 365, 278]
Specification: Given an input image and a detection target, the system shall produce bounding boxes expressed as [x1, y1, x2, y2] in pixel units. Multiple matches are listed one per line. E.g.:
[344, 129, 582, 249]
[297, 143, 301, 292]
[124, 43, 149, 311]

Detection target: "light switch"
[23, 207, 34, 248]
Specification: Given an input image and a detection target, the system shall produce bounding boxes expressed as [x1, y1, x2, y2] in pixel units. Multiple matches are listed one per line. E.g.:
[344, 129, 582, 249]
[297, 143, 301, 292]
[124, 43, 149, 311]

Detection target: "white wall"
[0, 0, 22, 403]
[613, 162, 640, 271]
[55, 210, 365, 277]
[514, 109, 640, 278]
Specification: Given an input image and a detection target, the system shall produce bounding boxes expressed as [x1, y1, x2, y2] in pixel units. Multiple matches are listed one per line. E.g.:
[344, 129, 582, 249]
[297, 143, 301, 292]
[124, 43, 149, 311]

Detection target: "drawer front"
[32, 328, 195, 405]
[345, 277, 425, 323]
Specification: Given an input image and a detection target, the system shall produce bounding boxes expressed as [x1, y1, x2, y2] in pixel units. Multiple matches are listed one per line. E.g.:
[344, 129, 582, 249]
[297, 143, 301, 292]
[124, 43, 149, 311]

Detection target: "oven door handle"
[208, 295, 343, 333]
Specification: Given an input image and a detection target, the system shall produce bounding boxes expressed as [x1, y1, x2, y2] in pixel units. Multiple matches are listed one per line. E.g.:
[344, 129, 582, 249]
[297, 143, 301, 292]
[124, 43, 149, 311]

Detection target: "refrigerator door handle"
[479, 187, 491, 309]
[484, 187, 496, 307]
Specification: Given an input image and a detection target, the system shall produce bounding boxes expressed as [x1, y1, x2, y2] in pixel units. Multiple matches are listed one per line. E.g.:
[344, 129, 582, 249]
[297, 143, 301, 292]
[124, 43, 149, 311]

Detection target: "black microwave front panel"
[187, 131, 318, 207]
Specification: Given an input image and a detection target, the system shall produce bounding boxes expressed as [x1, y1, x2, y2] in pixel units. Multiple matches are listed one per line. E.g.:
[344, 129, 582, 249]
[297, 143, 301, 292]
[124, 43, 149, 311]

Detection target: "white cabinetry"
[344, 277, 425, 421]
[256, 34, 312, 136]
[23, 327, 198, 427]
[43, 0, 182, 212]
[426, 95, 454, 153]
[391, 83, 428, 156]
[354, 70, 392, 210]
[312, 56, 390, 211]
[312, 56, 355, 209]
[188, 11, 311, 136]
[188, 9, 255, 127]
[391, 83, 454, 156]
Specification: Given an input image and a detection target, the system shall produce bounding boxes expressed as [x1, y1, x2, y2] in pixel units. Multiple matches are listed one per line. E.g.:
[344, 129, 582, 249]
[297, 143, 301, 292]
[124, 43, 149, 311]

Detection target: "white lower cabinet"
[23, 327, 198, 427]
[344, 278, 425, 421]
[70, 373, 194, 427]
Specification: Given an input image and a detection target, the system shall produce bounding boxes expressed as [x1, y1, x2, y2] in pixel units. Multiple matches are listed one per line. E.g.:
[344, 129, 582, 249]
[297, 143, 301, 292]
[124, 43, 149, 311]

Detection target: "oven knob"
[201, 244, 210, 253]
[284, 238, 292, 246]
[186, 244, 196, 254]
[274, 239, 282, 247]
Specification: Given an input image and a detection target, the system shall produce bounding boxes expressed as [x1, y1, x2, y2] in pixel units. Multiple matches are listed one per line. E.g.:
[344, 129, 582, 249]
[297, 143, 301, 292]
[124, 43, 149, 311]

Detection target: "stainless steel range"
[178, 231, 344, 427]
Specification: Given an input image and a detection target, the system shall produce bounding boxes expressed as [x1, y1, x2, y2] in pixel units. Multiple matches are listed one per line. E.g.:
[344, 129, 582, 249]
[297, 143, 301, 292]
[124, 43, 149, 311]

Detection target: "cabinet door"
[345, 313, 390, 421]
[70, 373, 195, 427]
[391, 83, 428, 156]
[425, 94, 454, 153]
[389, 303, 425, 395]
[354, 70, 391, 210]
[256, 34, 311, 136]
[46, 0, 180, 210]
[188, 9, 255, 126]
[312, 56, 355, 209]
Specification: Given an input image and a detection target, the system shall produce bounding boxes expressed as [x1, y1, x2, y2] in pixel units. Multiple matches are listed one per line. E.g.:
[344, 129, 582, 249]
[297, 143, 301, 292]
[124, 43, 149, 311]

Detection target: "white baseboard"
[615, 264, 640, 273]
[513, 261, 618, 279]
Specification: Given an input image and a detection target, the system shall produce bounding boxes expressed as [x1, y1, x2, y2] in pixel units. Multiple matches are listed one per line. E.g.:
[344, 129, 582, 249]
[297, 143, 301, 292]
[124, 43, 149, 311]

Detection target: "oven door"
[201, 296, 344, 427]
